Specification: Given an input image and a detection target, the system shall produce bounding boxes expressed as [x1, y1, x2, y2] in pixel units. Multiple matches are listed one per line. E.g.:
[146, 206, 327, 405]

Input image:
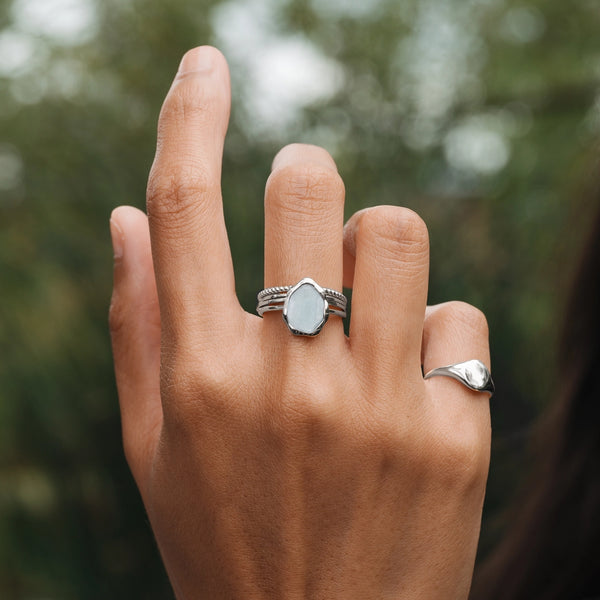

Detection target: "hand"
[109, 46, 491, 600]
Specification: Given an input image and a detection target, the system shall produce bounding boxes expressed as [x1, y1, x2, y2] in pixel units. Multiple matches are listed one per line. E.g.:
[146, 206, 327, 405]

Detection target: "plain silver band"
[257, 286, 347, 318]
[424, 360, 495, 396]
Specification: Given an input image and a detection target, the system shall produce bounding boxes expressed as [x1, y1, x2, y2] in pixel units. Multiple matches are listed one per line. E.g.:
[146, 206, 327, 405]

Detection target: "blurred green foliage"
[1, 0, 599, 597]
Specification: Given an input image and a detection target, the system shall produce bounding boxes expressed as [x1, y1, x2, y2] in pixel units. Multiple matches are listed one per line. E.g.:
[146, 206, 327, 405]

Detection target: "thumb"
[109, 205, 162, 492]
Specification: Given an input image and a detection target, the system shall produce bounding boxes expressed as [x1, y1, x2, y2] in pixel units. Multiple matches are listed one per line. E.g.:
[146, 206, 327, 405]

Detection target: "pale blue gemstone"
[286, 283, 326, 335]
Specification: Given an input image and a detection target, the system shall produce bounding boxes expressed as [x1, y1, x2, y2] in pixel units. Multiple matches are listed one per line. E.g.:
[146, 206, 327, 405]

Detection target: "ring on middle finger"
[257, 277, 347, 336]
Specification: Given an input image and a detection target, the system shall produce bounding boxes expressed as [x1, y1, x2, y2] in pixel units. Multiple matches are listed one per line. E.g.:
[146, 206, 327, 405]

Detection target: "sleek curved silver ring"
[423, 359, 495, 396]
[257, 277, 347, 336]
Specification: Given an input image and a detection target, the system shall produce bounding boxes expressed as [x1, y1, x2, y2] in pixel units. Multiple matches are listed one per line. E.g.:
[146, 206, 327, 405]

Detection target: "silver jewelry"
[424, 359, 495, 396]
[257, 277, 347, 336]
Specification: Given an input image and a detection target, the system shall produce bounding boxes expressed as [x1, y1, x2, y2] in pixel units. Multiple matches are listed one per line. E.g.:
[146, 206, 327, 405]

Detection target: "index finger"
[146, 46, 242, 344]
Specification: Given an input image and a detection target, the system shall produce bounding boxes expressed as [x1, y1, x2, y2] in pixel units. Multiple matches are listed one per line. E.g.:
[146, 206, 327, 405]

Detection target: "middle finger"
[263, 144, 346, 339]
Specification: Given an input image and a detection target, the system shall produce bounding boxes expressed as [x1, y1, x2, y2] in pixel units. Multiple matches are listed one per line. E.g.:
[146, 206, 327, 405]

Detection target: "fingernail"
[110, 218, 124, 260]
[177, 46, 217, 76]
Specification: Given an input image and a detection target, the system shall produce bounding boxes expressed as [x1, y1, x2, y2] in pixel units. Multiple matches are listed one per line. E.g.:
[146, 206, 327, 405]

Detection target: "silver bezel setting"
[282, 277, 329, 336]
[256, 278, 347, 336]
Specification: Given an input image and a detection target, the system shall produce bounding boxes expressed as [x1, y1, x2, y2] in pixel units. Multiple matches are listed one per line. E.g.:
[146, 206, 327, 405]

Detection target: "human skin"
[109, 46, 492, 599]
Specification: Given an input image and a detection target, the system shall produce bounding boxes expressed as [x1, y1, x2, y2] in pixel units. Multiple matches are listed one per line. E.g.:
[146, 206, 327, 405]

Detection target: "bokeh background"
[1, 0, 599, 597]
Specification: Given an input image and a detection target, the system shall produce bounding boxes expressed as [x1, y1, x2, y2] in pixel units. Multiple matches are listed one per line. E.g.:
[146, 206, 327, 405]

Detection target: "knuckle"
[440, 301, 490, 340]
[275, 371, 343, 437]
[360, 416, 414, 467]
[426, 420, 490, 489]
[266, 163, 345, 215]
[456, 303, 489, 339]
[146, 166, 217, 220]
[349, 406, 437, 479]
[358, 206, 429, 264]
[360, 206, 429, 246]
[162, 349, 222, 399]
[160, 344, 243, 425]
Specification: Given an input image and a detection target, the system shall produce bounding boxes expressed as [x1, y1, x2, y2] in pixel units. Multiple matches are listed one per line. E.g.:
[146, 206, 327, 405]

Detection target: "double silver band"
[257, 277, 347, 336]
[424, 359, 495, 396]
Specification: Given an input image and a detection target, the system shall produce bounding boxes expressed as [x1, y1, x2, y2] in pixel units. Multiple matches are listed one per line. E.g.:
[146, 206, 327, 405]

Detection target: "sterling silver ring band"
[424, 359, 495, 396]
[257, 277, 347, 336]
